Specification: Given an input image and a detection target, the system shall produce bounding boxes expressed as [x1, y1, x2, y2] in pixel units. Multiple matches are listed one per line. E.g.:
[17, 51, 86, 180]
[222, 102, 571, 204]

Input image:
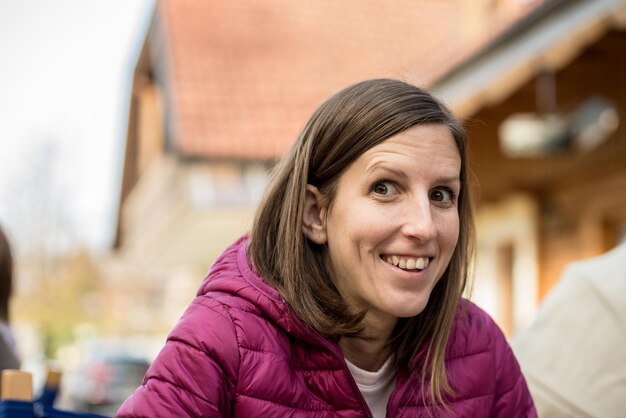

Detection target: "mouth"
[380, 255, 431, 271]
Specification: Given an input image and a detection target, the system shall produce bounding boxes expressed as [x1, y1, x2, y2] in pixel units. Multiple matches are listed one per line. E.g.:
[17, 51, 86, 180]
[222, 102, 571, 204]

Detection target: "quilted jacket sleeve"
[490, 321, 537, 418]
[116, 295, 240, 417]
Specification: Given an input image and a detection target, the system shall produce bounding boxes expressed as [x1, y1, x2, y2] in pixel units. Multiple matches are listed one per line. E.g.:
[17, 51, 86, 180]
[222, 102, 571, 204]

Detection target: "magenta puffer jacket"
[117, 237, 536, 417]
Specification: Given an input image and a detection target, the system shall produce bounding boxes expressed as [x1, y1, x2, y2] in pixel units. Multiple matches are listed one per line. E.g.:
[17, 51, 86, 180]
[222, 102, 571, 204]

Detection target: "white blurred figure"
[512, 243, 626, 418]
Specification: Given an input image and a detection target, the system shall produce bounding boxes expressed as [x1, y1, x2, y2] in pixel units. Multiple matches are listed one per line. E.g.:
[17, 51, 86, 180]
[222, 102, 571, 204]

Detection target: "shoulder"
[117, 295, 244, 417]
[445, 300, 507, 387]
[449, 299, 520, 372]
[447, 299, 503, 356]
[562, 243, 626, 286]
[446, 299, 536, 415]
[119, 237, 300, 417]
[118, 286, 274, 417]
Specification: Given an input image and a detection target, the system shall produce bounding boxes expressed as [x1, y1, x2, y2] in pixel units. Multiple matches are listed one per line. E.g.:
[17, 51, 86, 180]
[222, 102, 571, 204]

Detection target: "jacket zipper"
[385, 372, 412, 417]
[311, 333, 374, 418]
[386, 347, 428, 416]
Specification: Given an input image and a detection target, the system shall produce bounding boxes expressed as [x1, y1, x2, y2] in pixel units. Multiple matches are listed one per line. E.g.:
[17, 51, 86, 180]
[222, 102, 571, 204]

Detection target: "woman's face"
[321, 124, 461, 332]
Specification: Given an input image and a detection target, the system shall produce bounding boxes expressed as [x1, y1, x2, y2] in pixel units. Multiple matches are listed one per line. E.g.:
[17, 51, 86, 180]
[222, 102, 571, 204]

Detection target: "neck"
[339, 317, 395, 371]
[337, 299, 398, 371]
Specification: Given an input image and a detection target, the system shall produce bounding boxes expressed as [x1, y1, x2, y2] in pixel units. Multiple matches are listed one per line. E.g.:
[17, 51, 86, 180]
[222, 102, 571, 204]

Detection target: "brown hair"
[249, 79, 475, 407]
[0, 225, 13, 322]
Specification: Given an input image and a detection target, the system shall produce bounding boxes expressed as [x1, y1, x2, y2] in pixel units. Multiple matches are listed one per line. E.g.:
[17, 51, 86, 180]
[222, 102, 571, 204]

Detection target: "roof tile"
[155, 0, 543, 159]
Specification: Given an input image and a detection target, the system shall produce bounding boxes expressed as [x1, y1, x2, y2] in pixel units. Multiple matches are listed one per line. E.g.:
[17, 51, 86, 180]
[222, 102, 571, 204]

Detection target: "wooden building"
[113, 0, 626, 335]
[433, 0, 626, 332]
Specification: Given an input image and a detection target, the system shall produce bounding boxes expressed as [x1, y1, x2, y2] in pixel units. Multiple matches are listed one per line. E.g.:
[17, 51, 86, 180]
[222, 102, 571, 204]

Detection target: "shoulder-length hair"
[0, 225, 13, 322]
[249, 78, 475, 407]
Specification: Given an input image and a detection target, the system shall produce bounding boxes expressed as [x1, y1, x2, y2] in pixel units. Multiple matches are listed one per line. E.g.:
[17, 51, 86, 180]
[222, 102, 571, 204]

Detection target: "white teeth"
[383, 256, 429, 270]
[416, 258, 427, 269]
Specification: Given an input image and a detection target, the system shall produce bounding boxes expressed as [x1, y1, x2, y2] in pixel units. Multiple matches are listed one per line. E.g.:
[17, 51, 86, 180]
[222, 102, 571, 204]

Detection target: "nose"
[400, 197, 437, 241]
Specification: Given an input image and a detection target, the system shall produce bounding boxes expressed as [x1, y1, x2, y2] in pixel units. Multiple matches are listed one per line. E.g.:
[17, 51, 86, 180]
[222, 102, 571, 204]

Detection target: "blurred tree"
[3, 136, 104, 358]
[14, 248, 103, 358]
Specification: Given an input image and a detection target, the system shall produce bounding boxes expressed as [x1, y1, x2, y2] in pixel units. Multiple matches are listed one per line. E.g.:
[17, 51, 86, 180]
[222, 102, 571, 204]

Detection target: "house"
[113, 0, 626, 335]
[432, 0, 626, 333]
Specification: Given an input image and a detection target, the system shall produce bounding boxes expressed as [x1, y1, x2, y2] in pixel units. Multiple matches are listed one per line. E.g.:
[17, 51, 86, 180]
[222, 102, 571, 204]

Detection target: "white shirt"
[345, 356, 397, 418]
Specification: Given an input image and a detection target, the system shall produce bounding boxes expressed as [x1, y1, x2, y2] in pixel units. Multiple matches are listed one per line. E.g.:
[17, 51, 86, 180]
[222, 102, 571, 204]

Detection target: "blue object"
[0, 400, 34, 418]
[34, 388, 57, 409]
[35, 404, 108, 418]
[0, 400, 108, 418]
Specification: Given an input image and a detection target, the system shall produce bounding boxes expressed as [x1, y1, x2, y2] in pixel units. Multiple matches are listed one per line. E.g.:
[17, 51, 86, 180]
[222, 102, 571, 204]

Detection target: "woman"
[118, 79, 536, 417]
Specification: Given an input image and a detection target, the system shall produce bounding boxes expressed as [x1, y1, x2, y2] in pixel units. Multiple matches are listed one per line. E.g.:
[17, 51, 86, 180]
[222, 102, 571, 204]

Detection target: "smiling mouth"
[381, 255, 431, 271]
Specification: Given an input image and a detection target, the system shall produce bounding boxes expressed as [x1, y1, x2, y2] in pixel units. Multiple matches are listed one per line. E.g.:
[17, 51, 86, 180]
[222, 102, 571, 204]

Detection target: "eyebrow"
[435, 176, 462, 185]
[365, 162, 461, 184]
[365, 162, 408, 178]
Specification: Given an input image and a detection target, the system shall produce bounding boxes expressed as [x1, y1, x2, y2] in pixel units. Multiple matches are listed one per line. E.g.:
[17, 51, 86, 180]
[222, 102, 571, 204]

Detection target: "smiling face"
[304, 123, 462, 334]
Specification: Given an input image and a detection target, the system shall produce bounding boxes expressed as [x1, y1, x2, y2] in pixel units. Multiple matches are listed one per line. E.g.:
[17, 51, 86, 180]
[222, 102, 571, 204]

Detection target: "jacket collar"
[198, 236, 335, 348]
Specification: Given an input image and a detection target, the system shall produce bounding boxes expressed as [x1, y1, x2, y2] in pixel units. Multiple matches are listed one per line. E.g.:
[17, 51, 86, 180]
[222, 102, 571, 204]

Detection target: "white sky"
[0, 0, 155, 254]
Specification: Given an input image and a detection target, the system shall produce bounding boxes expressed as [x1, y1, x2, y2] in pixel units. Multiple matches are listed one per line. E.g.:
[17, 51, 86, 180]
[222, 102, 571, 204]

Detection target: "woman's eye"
[430, 188, 455, 205]
[371, 181, 396, 196]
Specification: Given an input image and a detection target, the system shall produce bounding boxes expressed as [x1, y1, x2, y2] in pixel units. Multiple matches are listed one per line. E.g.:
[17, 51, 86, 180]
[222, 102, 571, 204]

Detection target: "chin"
[388, 298, 430, 319]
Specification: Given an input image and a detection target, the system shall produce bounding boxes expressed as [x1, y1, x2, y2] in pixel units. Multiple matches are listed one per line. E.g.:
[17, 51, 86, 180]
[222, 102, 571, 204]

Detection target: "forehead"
[359, 124, 461, 171]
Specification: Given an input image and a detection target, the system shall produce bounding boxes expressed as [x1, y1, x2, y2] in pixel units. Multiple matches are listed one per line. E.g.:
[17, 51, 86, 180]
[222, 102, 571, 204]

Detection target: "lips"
[381, 255, 430, 271]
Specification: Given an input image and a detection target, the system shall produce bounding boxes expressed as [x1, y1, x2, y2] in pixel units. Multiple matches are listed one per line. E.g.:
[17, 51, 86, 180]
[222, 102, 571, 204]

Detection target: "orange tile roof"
[154, 0, 543, 160]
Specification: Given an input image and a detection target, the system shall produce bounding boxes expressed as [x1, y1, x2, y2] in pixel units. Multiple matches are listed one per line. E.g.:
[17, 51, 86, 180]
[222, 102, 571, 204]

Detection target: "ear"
[302, 184, 327, 244]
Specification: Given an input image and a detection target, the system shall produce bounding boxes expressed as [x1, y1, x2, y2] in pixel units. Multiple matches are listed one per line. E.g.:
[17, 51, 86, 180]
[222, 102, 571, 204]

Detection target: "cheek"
[437, 212, 460, 250]
[446, 216, 461, 250]
[327, 204, 391, 256]
[349, 206, 397, 244]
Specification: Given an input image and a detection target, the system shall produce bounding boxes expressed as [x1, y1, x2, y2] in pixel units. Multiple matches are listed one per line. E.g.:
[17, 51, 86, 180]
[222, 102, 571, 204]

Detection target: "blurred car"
[71, 356, 149, 416]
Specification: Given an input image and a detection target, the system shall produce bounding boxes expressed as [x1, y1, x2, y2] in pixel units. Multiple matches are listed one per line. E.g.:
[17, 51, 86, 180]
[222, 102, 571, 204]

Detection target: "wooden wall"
[467, 29, 626, 298]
